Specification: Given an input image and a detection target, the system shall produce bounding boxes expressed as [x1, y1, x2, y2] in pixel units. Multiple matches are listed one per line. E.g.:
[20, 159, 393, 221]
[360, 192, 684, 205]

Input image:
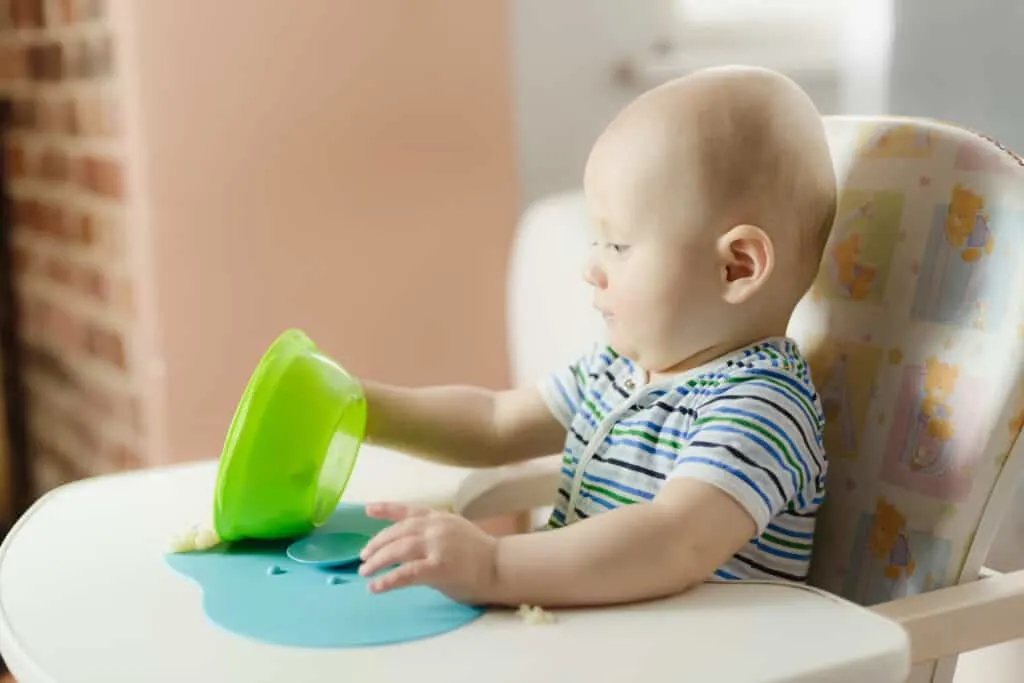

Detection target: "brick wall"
[0, 0, 142, 495]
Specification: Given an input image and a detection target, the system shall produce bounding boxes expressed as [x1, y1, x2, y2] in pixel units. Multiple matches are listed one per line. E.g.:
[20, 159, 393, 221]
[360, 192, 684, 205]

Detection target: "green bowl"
[212, 329, 366, 542]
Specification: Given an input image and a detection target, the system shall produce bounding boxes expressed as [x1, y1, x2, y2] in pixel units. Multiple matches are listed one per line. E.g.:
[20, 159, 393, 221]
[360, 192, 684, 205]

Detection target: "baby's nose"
[582, 260, 607, 289]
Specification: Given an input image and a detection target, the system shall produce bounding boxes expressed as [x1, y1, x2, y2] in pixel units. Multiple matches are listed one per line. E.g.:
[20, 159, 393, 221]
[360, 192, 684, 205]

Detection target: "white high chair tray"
[0, 446, 910, 683]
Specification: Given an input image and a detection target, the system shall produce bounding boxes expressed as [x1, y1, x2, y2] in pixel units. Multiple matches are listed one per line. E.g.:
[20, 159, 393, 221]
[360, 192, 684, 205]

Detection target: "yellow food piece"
[517, 604, 556, 625]
[169, 526, 199, 553]
[169, 525, 220, 553]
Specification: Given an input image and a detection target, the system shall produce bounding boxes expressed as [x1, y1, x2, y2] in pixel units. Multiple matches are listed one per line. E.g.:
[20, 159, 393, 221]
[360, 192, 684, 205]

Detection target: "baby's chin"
[604, 325, 660, 369]
[606, 338, 681, 374]
[604, 331, 636, 362]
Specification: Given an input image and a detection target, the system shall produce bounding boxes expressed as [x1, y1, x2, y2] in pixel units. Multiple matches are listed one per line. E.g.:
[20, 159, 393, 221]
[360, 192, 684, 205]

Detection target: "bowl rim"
[212, 329, 317, 540]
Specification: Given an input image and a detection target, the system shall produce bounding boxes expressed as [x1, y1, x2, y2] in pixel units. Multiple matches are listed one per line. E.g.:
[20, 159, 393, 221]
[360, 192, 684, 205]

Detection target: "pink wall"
[112, 1, 517, 463]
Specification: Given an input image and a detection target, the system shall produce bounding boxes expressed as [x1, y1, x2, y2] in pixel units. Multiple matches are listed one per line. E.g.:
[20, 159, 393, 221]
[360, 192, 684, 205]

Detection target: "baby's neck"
[648, 324, 789, 384]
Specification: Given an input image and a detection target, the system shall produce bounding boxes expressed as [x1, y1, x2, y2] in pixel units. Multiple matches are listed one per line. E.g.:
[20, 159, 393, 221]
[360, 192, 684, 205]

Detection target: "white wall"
[510, 0, 678, 209]
[888, 0, 1024, 154]
[510, 0, 889, 209]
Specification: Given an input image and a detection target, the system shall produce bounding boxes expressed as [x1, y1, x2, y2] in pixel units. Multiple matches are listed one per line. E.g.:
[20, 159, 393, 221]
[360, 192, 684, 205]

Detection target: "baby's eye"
[589, 241, 630, 254]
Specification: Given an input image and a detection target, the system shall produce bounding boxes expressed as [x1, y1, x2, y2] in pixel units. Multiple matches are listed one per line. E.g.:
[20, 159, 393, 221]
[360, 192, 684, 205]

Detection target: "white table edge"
[0, 462, 912, 683]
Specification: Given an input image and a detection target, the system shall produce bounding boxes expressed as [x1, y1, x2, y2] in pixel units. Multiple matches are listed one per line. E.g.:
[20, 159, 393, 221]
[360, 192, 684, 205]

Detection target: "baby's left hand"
[359, 503, 499, 605]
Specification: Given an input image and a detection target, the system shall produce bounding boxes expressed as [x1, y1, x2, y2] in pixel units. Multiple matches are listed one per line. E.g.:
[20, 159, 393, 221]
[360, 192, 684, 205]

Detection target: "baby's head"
[582, 65, 836, 375]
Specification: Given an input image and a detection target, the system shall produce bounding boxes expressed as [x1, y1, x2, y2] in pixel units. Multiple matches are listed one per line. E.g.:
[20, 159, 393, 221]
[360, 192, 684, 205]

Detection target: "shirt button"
[624, 377, 635, 391]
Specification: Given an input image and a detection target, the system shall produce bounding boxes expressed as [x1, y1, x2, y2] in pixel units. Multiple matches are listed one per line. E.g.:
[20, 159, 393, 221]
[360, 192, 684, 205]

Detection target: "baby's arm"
[489, 376, 819, 607]
[359, 364, 819, 605]
[364, 383, 566, 468]
[490, 477, 756, 607]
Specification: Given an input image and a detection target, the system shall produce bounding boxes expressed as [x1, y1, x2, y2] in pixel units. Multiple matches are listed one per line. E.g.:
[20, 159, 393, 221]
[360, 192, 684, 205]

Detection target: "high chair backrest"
[787, 116, 1024, 683]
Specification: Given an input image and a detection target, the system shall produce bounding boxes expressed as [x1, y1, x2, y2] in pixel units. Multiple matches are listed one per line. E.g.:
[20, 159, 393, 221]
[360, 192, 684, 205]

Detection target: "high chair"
[0, 116, 1019, 683]
[460, 115, 1024, 683]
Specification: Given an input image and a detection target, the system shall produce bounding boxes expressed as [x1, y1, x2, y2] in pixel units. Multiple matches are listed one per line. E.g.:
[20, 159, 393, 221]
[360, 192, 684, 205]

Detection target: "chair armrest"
[978, 566, 1002, 580]
[870, 568, 1024, 664]
[452, 455, 560, 521]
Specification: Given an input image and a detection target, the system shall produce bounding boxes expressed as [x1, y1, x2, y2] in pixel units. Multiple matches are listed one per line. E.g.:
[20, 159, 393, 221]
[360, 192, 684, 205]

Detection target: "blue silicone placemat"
[165, 504, 484, 648]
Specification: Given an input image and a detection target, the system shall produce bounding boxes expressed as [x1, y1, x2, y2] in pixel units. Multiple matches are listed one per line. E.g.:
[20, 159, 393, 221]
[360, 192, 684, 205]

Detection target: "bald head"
[585, 65, 837, 292]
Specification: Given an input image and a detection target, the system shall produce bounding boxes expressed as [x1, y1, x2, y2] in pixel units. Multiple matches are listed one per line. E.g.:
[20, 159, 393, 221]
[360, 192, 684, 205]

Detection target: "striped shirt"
[538, 337, 827, 583]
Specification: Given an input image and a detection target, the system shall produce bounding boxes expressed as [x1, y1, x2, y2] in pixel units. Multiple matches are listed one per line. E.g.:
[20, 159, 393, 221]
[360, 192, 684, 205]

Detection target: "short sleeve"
[669, 376, 822, 535]
[537, 343, 615, 429]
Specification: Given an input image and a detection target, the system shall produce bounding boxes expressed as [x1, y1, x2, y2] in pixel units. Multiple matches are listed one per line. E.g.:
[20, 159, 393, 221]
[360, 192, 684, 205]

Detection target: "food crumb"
[517, 604, 556, 625]
[169, 525, 220, 553]
[193, 526, 220, 550]
[169, 525, 198, 553]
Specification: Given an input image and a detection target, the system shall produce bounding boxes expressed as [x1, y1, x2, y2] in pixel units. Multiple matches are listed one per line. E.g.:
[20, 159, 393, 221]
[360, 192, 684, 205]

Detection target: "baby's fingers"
[369, 559, 435, 594]
[364, 502, 431, 523]
[360, 516, 422, 560]
[359, 533, 426, 578]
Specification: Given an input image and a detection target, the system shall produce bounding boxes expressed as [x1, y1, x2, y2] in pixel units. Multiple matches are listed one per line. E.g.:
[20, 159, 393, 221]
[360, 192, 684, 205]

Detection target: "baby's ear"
[716, 224, 775, 304]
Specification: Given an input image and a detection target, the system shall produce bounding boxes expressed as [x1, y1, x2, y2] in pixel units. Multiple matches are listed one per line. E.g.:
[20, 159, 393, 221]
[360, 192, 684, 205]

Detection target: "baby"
[357, 65, 836, 608]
